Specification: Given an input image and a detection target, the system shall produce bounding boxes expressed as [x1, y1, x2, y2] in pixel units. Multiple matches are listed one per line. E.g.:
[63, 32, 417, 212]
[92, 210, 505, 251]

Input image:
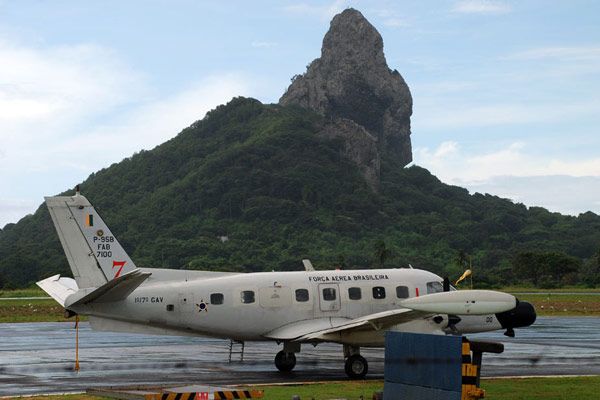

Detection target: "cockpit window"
[426, 281, 444, 294]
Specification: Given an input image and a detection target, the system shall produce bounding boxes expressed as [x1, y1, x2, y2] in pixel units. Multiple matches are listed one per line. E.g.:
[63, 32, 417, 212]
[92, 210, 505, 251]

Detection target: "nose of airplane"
[495, 300, 537, 337]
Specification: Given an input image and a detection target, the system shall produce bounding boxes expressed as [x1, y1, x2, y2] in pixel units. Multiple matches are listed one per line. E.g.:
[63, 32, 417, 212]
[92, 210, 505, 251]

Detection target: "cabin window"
[372, 286, 386, 299]
[166, 304, 174, 311]
[427, 281, 444, 294]
[241, 290, 255, 304]
[348, 287, 362, 300]
[295, 288, 309, 302]
[322, 287, 337, 301]
[396, 286, 409, 299]
[211, 293, 224, 305]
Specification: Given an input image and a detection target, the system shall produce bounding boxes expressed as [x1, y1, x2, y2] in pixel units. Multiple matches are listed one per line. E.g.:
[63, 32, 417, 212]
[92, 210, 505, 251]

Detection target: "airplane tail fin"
[45, 189, 137, 288]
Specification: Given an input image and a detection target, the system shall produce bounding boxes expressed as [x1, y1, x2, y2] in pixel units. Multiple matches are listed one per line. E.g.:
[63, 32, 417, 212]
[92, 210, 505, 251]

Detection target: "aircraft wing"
[264, 290, 516, 342]
[264, 308, 430, 342]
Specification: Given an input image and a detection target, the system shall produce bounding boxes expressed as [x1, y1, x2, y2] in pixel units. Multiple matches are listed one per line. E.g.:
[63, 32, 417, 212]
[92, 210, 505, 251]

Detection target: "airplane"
[37, 189, 536, 379]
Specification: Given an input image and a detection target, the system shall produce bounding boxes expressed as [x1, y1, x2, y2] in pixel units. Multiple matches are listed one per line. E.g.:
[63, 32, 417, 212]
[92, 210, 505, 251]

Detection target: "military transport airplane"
[37, 189, 536, 378]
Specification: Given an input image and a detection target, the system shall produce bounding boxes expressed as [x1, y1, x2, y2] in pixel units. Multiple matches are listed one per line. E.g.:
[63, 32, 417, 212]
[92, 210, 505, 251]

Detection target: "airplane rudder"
[70, 196, 137, 281]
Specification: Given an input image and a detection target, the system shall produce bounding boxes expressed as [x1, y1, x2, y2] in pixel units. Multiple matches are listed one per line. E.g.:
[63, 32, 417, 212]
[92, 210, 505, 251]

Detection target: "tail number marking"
[135, 296, 163, 303]
[93, 236, 115, 243]
[112, 261, 126, 278]
[94, 236, 115, 258]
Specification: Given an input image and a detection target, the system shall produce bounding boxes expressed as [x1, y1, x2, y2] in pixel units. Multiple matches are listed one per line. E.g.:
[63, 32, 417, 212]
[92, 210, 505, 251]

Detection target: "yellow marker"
[455, 269, 472, 286]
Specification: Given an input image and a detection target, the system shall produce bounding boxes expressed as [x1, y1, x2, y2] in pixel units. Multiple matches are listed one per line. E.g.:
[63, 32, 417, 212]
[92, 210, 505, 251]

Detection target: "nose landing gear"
[274, 342, 300, 372]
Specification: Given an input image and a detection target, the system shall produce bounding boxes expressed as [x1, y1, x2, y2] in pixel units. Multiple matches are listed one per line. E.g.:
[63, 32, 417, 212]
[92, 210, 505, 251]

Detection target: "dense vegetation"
[1, 97, 599, 288]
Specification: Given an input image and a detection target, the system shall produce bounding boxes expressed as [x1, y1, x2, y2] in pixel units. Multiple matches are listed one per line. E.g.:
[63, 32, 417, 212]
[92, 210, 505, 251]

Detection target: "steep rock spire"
[280, 8, 413, 187]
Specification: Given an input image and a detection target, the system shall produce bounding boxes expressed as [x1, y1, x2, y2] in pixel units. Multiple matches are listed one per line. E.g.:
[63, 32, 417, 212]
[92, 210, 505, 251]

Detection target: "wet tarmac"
[1, 317, 599, 397]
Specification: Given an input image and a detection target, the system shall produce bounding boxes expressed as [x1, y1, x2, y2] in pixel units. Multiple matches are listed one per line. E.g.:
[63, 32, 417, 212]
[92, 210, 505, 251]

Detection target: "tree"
[513, 251, 581, 287]
[454, 249, 468, 269]
[336, 255, 349, 270]
[374, 240, 391, 266]
[580, 249, 600, 287]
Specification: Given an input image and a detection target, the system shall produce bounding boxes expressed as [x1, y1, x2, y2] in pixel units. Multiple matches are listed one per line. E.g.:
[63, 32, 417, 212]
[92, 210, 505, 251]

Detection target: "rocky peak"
[280, 8, 413, 189]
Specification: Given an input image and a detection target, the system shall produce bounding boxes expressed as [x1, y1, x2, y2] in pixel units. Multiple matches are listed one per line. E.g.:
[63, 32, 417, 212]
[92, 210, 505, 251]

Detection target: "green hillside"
[1, 97, 599, 288]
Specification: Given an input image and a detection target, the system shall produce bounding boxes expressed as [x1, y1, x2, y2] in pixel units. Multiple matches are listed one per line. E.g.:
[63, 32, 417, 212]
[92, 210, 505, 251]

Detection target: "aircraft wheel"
[274, 350, 296, 372]
[345, 354, 368, 379]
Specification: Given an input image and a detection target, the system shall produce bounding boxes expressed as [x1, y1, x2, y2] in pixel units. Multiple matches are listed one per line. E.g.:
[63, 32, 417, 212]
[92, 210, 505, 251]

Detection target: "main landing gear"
[344, 345, 368, 379]
[273, 343, 369, 379]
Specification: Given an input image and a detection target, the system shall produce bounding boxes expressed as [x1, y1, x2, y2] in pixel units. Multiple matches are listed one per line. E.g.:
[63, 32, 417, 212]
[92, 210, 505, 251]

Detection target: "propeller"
[447, 315, 462, 335]
[443, 277, 462, 334]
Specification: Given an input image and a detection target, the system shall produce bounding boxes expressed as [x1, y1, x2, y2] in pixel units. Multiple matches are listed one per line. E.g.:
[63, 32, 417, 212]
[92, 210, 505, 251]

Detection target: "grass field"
[514, 293, 600, 316]
[0, 288, 50, 298]
[6, 377, 600, 399]
[0, 298, 75, 323]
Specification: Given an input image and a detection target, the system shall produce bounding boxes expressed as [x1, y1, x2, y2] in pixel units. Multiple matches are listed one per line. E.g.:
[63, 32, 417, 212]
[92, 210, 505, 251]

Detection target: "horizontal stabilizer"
[36, 275, 79, 307]
[399, 290, 516, 315]
[65, 269, 151, 308]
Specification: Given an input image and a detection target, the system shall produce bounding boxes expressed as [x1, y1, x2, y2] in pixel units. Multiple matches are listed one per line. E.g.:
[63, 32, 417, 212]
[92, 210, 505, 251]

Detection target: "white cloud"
[0, 37, 260, 227]
[251, 41, 279, 48]
[0, 39, 149, 147]
[415, 100, 600, 130]
[416, 141, 600, 185]
[452, 0, 511, 15]
[372, 9, 410, 28]
[283, 0, 346, 21]
[415, 141, 600, 214]
[0, 198, 40, 227]
[57, 73, 255, 162]
[468, 175, 600, 215]
[509, 47, 600, 61]
[434, 141, 459, 157]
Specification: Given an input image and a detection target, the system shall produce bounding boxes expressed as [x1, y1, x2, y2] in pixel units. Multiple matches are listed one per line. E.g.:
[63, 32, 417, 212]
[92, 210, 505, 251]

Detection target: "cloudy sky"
[1, 0, 599, 227]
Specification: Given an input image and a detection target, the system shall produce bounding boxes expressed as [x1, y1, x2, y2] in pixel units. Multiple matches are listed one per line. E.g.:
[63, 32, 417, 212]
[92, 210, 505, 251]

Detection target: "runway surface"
[1, 316, 599, 397]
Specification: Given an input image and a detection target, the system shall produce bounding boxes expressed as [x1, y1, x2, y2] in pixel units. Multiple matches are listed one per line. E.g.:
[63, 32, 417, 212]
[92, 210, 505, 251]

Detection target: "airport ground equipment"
[87, 385, 263, 400]
[383, 332, 503, 400]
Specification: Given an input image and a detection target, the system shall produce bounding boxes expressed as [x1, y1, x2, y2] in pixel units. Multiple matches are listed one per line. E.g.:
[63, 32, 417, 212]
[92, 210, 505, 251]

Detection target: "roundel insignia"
[97, 230, 104, 237]
[196, 300, 210, 313]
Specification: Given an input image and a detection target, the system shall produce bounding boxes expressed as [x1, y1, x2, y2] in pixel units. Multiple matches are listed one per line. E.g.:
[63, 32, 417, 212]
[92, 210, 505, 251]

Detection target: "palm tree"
[374, 239, 391, 266]
[454, 249, 468, 268]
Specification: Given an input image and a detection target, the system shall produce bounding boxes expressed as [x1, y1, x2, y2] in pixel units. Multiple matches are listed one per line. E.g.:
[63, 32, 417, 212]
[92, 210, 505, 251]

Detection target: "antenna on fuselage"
[408, 264, 414, 269]
[302, 259, 315, 271]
